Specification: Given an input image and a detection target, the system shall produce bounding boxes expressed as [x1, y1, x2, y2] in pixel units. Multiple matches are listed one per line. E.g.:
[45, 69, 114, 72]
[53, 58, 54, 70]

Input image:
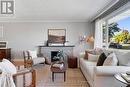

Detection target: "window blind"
[98, 0, 130, 19]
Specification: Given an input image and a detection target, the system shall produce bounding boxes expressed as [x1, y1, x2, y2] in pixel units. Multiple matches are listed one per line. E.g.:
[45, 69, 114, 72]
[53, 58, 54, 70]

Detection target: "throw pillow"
[88, 53, 99, 62]
[28, 50, 37, 59]
[96, 53, 107, 66]
[0, 59, 17, 74]
[103, 53, 118, 66]
[84, 50, 98, 60]
[84, 51, 89, 60]
[102, 49, 113, 56]
[95, 48, 103, 55]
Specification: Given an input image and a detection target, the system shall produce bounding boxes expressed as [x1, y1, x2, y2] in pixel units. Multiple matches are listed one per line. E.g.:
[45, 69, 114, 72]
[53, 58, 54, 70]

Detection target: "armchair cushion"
[28, 50, 37, 59]
[32, 57, 45, 65]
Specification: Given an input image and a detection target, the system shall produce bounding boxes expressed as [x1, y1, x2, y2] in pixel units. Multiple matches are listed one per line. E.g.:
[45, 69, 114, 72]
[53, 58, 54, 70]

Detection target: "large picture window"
[102, 9, 130, 49]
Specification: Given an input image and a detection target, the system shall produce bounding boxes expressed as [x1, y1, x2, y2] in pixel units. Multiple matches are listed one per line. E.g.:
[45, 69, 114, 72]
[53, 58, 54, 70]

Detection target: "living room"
[0, 0, 130, 87]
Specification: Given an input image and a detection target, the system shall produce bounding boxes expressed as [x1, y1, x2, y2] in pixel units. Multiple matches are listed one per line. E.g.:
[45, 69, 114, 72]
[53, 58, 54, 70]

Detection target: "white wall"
[0, 22, 93, 58]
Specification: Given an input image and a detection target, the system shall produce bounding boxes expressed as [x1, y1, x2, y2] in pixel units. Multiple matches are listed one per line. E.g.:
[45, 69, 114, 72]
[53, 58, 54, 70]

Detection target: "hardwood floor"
[34, 65, 89, 87]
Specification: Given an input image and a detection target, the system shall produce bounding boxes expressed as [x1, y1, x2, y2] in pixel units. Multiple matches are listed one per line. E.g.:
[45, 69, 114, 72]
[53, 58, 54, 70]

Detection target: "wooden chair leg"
[64, 72, 66, 82]
[52, 72, 54, 82]
[32, 69, 36, 87]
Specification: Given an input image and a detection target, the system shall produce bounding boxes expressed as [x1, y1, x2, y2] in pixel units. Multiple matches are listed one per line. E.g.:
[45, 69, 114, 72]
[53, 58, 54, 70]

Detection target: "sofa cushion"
[86, 66, 95, 80]
[96, 53, 107, 66]
[103, 53, 118, 66]
[80, 58, 97, 66]
[115, 51, 130, 66]
[88, 53, 99, 62]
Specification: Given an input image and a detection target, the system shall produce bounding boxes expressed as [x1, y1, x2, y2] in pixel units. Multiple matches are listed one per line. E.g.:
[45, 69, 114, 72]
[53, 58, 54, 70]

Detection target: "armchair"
[12, 58, 36, 87]
[23, 50, 45, 67]
[13, 68, 36, 87]
[0, 59, 36, 87]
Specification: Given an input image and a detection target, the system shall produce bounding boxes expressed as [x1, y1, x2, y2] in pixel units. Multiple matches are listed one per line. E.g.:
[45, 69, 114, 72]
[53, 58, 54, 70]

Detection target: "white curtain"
[94, 19, 103, 48]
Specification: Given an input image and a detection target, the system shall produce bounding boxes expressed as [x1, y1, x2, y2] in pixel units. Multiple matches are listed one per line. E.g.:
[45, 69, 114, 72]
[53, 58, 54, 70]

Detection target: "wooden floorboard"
[34, 64, 89, 87]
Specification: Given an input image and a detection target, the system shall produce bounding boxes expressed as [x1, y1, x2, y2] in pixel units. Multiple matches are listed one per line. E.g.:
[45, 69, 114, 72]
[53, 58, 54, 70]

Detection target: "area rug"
[34, 64, 89, 87]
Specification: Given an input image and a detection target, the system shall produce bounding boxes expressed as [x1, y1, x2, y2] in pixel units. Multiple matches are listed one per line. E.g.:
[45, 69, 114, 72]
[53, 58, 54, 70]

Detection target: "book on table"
[121, 73, 130, 82]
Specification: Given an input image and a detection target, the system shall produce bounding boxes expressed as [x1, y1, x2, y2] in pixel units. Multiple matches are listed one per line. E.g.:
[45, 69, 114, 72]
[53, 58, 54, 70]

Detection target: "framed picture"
[48, 29, 66, 44]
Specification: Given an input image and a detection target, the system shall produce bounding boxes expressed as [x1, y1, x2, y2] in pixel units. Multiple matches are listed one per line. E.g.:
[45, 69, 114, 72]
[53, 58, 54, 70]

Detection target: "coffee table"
[114, 74, 130, 87]
[50, 62, 66, 82]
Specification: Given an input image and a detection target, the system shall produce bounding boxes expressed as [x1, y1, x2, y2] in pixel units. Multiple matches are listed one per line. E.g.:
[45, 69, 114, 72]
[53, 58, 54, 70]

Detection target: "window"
[102, 9, 130, 49]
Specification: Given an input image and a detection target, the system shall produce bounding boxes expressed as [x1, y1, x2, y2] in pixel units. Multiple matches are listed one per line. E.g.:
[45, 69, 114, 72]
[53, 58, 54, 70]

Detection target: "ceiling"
[0, 0, 114, 22]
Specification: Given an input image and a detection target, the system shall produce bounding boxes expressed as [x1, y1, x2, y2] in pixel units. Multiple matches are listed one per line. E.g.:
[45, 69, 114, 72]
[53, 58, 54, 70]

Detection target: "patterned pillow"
[103, 53, 118, 66]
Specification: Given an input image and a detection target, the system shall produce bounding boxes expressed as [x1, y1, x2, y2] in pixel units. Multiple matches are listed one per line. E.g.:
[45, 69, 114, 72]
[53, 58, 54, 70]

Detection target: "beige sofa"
[79, 50, 130, 87]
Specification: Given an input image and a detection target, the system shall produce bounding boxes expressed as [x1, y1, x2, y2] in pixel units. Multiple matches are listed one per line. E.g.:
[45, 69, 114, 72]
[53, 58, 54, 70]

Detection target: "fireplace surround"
[38, 45, 74, 62]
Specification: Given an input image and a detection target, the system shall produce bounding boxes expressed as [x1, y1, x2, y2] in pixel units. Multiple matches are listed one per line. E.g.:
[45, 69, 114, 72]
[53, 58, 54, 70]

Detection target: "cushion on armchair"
[27, 50, 45, 65]
[32, 57, 45, 65]
[28, 50, 37, 59]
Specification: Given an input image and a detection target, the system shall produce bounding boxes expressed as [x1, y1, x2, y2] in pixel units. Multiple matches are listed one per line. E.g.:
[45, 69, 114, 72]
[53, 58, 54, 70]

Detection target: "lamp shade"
[86, 36, 94, 43]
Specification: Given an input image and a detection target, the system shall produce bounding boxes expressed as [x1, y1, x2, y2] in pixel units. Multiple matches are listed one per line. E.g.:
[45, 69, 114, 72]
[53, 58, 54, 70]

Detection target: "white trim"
[94, 19, 103, 48]
[106, 20, 109, 49]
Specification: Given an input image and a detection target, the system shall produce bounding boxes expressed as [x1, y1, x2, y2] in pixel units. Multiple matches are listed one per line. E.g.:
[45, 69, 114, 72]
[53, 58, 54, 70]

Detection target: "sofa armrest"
[94, 66, 130, 76]
[79, 52, 85, 58]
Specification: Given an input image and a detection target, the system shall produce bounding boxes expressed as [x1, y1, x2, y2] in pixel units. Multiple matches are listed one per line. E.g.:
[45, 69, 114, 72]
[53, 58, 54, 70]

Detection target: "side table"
[67, 56, 77, 68]
[114, 74, 130, 87]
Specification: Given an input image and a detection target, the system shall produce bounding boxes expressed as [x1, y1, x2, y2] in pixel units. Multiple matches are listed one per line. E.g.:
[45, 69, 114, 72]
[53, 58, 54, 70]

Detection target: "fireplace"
[38, 46, 75, 62]
[51, 51, 60, 62]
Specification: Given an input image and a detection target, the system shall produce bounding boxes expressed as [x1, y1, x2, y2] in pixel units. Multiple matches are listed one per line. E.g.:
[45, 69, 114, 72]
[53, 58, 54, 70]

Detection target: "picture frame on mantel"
[48, 29, 66, 46]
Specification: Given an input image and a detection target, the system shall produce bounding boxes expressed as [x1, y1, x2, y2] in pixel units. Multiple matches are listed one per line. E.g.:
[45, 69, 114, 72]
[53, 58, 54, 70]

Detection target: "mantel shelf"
[38, 45, 75, 47]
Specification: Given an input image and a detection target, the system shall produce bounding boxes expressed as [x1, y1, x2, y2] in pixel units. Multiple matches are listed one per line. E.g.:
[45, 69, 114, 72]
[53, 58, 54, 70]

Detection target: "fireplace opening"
[51, 51, 60, 62]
